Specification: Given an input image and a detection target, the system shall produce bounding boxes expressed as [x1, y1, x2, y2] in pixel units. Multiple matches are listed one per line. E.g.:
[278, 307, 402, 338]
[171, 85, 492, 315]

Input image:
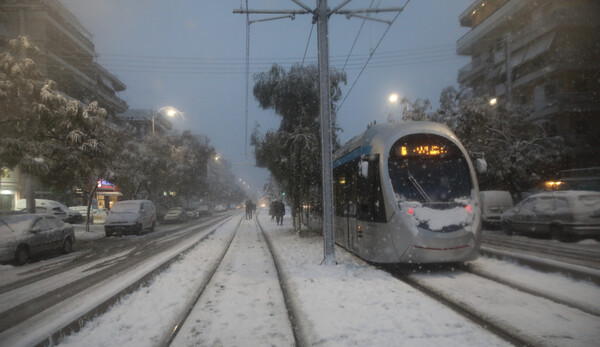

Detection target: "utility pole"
[234, 1, 405, 265]
[316, 0, 335, 264]
[505, 33, 512, 106]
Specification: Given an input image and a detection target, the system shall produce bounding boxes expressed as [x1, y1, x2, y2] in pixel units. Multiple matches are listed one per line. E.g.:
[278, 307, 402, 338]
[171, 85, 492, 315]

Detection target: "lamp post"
[153, 106, 183, 134]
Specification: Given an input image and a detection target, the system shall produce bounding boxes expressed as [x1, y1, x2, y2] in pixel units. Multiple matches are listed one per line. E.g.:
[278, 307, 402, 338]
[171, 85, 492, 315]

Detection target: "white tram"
[332, 121, 482, 263]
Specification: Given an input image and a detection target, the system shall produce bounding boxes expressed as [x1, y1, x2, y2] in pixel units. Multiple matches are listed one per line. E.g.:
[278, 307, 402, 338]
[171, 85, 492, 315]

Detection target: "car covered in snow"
[104, 200, 156, 236]
[163, 207, 187, 224]
[0, 214, 75, 265]
[16, 199, 82, 223]
[195, 204, 213, 217]
[501, 190, 600, 241]
[479, 190, 513, 227]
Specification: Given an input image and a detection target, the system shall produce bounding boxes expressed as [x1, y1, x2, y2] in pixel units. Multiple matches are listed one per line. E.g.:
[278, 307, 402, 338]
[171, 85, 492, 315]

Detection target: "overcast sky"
[59, 0, 473, 196]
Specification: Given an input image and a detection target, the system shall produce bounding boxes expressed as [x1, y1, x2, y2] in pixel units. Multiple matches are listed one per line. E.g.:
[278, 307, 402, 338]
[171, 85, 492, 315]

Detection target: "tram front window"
[388, 134, 472, 204]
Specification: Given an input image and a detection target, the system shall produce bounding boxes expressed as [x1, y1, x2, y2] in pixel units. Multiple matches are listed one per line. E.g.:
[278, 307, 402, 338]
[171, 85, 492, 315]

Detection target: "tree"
[430, 87, 565, 195]
[251, 64, 346, 228]
[0, 36, 118, 214]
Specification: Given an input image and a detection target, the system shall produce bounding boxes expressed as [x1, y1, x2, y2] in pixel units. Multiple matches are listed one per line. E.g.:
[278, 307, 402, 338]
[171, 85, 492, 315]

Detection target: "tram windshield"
[388, 134, 473, 204]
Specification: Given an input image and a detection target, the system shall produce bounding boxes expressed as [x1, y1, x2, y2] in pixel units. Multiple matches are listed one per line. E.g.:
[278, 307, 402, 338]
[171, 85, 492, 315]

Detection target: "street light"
[152, 106, 183, 134]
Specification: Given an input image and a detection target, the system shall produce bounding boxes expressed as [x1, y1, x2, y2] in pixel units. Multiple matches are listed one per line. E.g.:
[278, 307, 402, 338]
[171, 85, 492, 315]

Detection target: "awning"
[96, 191, 123, 196]
[511, 32, 555, 68]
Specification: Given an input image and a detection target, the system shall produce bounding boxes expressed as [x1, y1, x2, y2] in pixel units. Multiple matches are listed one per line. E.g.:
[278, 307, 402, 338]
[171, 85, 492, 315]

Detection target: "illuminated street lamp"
[153, 106, 184, 133]
[489, 97, 498, 106]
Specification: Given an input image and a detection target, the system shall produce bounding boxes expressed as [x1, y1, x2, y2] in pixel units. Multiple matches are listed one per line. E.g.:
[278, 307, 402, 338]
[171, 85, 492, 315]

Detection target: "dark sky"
[60, 0, 473, 195]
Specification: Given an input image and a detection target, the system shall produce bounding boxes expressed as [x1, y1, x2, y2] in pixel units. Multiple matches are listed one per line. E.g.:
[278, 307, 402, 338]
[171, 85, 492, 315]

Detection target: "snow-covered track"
[384, 263, 600, 347]
[167, 214, 296, 346]
[481, 234, 600, 284]
[386, 265, 529, 346]
[162, 215, 242, 345]
[256, 215, 305, 347]
[0, 215, 236, 347]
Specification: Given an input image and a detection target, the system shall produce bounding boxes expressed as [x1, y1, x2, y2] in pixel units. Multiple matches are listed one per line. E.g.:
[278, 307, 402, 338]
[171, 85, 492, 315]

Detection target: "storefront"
[95, 179, 122, 210]
[0, 168, 22, 212]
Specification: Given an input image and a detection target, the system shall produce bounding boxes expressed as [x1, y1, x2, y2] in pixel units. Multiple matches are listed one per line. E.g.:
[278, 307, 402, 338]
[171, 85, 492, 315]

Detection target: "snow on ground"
[171, 215, 295, 346]
[54, 211, 600, 346]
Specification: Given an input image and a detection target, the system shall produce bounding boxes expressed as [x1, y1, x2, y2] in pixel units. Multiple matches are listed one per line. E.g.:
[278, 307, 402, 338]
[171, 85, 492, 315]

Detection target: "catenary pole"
[234, 1, 404, 265]
[316, 0, 336, 264]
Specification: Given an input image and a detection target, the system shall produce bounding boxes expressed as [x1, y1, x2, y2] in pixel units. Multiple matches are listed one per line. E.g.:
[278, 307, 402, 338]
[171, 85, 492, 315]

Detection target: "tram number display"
[398, 145, 447, 157]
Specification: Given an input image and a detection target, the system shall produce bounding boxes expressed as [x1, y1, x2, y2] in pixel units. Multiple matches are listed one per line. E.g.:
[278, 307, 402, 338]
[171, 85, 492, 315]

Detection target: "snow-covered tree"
[430, 87, 565, 195]
[252, 63, 346, 228]
[0, 36, 119, 214]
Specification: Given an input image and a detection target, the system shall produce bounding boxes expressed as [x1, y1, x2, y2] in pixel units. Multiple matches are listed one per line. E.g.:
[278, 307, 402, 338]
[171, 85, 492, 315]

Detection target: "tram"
[332, 121, 482, 263]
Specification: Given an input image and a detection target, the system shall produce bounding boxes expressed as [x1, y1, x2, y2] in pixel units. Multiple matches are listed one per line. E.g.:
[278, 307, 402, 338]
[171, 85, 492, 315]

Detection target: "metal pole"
[245, 0, 250, 164]
[505, 33, 512, 106]
[317, 0, 336, 264]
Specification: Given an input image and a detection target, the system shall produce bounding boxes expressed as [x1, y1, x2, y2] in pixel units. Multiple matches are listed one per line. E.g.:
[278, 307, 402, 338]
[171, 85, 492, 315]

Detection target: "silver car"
[501, 191, 600, 241]
[0, 214, 76, 265]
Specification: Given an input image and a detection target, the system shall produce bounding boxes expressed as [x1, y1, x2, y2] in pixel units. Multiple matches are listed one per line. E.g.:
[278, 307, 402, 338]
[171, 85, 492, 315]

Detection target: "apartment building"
[0, 0, 127, 116]
[0, 0, 128, 210]
[456, 0, 600, 166]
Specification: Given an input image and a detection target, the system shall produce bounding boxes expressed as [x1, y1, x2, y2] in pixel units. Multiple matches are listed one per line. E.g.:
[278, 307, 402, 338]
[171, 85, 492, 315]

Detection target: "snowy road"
[1, 210, 599, 346]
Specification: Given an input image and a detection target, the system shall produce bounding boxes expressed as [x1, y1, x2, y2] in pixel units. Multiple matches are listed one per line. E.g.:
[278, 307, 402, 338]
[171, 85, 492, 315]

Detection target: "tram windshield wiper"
[406, 166, 431, 203]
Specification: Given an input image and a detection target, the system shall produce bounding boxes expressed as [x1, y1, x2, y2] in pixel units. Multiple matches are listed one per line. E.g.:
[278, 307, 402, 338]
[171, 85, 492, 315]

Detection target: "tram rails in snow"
[481, 233, 600, 271]
[382, 261, 600, 346]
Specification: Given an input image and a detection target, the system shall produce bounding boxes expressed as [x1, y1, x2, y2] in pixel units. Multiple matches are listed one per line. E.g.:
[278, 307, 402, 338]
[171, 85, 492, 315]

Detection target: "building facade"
[118, 109, 173, 139]
[0, 0, 127, 116]
[0, 0, 128, 211]
[457, 0, 600, 166]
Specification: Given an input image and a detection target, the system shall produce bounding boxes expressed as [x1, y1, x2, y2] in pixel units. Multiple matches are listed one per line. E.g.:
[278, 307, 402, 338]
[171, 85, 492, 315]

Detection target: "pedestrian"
[275, 200, 285, 225]
[269, 201, 275, 221]
[245, 200, 253, 219]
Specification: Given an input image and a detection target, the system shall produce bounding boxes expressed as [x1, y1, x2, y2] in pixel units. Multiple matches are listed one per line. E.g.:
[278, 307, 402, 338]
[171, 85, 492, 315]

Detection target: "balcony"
[531, 91, 600, 120]
[457, 0, 528, 55]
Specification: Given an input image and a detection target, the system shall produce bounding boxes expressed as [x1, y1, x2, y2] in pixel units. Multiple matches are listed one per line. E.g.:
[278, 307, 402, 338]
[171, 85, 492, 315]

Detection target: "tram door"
[346, 171, 359, 252]
[334, 161, 359, 252]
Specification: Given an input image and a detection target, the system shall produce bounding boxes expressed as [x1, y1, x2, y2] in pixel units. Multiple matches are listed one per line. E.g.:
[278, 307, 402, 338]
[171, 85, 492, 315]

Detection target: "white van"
[479, 191, 513, 227]
[104, 200, 156, 236]
[15, 199, 81, 223]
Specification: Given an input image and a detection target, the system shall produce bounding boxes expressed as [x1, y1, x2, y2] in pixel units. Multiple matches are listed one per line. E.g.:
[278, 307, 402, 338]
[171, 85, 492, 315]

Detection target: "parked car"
[164, 207, 187, 224]
[69, 205, 101, 223]
[104, 200, 156, 236]
[185, 207, 199, 219]
[0, 214, 75, 265]
[196, 204, 213, 217]
[16, 199, 82, 223]
[480, 190, 513, 227]
[213, 204, 227, 213]
[501, 190, 600, 241]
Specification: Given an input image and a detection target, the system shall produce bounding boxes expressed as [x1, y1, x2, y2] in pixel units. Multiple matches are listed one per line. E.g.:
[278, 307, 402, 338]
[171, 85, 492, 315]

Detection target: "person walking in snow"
[275, 200, 285, 225]
[245, 200, 253, 219]
[269, 201, 276, 221]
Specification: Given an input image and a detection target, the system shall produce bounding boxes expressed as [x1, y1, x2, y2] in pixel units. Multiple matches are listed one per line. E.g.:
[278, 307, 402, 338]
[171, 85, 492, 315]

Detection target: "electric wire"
[301, 23, 314, 67]
[341, 0, 375, 73]
[337, 0, 410, 113]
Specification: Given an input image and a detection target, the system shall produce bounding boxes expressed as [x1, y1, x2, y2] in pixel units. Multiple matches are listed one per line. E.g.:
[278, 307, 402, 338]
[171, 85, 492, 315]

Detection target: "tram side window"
[357, 156, 386, 223]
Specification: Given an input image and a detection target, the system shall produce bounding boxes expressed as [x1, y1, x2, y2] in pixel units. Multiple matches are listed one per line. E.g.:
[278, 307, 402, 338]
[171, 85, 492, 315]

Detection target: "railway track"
[0, 214, 235, 347]
[165, 216, 296, 346]
[482, 233, 600, 269]
[384, 260, 600, 347]
[481, 233, 600, 285]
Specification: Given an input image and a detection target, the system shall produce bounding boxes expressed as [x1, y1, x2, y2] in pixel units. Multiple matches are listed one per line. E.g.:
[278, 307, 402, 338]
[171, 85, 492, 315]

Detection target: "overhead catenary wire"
[337, 0, 411, 112]
[342, 0, 375, 73]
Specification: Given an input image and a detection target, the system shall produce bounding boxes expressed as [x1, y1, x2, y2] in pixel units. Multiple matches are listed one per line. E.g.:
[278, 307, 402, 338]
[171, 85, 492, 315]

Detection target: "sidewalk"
[257, 211, 507, 346]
